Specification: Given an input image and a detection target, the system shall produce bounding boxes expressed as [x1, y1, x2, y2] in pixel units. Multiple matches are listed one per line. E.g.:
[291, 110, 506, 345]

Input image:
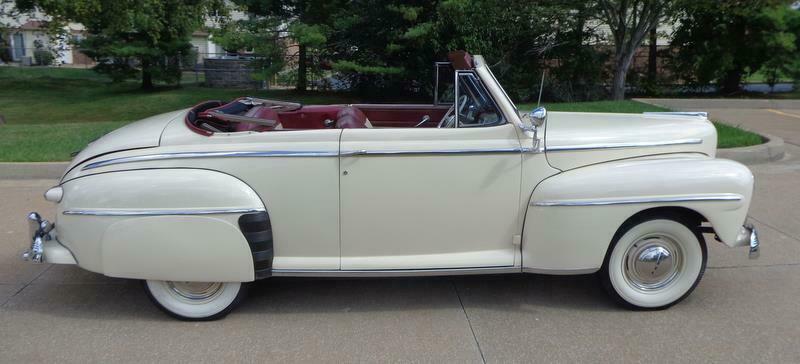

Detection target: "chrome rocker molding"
[546, 138, 703, 152]
[532, 193, 743, 207]
[272, 266, 520, 277]
[62, 208, 266, 216]
[82, 150, 340, 170]
[83, 148, 526, 170]
[340, 147, 524, 156]
[522, 267, 599, 275]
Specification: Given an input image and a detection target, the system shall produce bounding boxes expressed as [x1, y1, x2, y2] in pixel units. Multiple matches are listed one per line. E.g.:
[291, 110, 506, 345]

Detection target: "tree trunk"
[297, 44, 307, 92]
[647, 26, 657, 83]
[141, 59, 154, 90]
[611, 66, 627, 100]
[611, 45, 640, 101]
[720, 70, 743, 95]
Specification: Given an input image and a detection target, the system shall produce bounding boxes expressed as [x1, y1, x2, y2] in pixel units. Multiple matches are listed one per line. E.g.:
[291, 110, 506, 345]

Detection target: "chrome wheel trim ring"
[166, 281, 225, 304]
[622, 234, 683, 292]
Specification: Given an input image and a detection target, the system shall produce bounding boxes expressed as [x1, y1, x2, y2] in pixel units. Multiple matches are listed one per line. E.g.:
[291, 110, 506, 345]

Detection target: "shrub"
[0, 47, 11, 63]
[33, 49, 55, 66]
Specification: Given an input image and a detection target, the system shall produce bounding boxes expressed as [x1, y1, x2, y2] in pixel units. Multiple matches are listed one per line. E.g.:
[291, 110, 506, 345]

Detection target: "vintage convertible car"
[23, 51, 759, 320]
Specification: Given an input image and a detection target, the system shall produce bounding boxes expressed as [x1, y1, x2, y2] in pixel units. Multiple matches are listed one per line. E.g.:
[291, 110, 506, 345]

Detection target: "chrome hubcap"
[166, 281, 224, 303]
[623, 235, 682, 291]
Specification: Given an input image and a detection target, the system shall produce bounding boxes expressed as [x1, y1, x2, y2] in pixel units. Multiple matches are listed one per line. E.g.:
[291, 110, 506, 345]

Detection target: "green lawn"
[0, 67, 764, 162]
[519, 100, 669, 113]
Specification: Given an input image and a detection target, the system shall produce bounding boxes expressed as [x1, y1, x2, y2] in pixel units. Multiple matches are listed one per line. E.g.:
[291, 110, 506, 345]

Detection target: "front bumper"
[732, 223, 760, 259]
[22, 212, 77, 265]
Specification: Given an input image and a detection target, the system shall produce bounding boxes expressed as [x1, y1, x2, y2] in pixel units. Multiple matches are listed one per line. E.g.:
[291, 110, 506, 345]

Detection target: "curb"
[0, 162, 69, 180]
[716, 133, 785, 165]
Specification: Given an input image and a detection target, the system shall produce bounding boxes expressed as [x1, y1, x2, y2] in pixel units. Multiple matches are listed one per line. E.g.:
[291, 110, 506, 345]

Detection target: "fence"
[3, 47, 795, 94]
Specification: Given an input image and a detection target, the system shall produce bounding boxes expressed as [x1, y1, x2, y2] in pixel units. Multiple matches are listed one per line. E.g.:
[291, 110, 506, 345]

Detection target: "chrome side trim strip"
[532, 193, 743, 207]
[62, 208, 265, 216]
[82, 150, 339, 170]
[83, 147, 523, 170]
[643, 111, 708, 118]
[546, 138, 703, 152]
[340, 147, 523, 156]
[271, 266, 520, 277]
[522, 267, 599, 275]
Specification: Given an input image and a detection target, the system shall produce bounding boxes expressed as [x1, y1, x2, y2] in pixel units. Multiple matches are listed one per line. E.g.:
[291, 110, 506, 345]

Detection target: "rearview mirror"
[530, 107, 547, 127]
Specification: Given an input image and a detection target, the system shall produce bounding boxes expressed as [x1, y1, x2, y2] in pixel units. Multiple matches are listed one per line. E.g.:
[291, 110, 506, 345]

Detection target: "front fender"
[55, 168, 266, 282]
[522, 156, 754, 272]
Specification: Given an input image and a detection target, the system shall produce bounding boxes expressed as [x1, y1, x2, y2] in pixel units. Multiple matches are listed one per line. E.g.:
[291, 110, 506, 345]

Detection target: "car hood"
[544, 112, 717, 171]
[61, 110, 184, 180]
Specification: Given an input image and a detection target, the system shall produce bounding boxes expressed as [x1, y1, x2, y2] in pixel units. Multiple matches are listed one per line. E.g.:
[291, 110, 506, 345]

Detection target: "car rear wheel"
[601, 216, 707, 309]
[143, 280, 248, 320]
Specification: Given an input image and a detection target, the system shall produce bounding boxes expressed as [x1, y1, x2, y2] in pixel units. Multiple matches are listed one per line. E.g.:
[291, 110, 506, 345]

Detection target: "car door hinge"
[512, 235, 521, 246]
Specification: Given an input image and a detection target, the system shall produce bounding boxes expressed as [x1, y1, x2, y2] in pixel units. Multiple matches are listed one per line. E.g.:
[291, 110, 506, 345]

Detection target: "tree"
[595, 0, 673, 100]
[671, 0, 799, 94]
[215, 0, 343, 91]
[17, 0, 223, 89]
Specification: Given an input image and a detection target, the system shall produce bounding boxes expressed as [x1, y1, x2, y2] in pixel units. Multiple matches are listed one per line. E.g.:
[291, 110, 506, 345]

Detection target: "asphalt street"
[1, 99, 799, 363]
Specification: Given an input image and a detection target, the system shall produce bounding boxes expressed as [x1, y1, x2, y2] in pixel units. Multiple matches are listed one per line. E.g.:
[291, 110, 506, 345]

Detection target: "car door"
[339, 72, 523, 270]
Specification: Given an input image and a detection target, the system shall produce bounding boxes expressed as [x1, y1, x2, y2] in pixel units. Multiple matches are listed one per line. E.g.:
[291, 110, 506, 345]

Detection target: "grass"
[519, 100, 670, 113]
[714, 121, 764, 149]
[0, 121, 128, 162]
[0, 66, 357, 124]
[0, 67, 764, 162]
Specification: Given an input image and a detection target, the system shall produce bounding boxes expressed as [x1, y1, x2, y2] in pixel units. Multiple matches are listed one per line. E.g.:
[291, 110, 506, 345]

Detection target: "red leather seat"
[234, 107, 280, 132]
[336, 107, 369, 128]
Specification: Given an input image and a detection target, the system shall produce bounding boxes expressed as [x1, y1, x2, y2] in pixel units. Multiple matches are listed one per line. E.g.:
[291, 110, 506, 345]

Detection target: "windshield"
[485, 65, 519, 117]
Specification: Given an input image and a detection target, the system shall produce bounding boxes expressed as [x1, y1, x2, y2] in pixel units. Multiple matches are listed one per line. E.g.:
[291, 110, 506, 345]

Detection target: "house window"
[12, 33, 25, 61]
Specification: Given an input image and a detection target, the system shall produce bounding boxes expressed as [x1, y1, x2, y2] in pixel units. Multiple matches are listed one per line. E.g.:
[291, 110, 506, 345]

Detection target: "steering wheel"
[437, 95, 469, 128]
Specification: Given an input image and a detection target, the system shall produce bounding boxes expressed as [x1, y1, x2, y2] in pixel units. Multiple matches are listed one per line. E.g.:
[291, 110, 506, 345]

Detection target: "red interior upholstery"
[354, 104, 450, 127]
[275, 105, 344, 129]
[234, 107, 279, 132]
[187, 99, 453, 135]
[336, 106, 368, 128]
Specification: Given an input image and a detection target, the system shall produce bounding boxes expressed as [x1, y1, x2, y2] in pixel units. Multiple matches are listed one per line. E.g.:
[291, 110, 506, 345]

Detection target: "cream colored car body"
[38, 55, 754, 282]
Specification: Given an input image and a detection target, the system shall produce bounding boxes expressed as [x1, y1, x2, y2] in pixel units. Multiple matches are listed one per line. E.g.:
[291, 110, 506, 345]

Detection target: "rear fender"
[522, 157, 754, 272]
[56, 168, 267, 282]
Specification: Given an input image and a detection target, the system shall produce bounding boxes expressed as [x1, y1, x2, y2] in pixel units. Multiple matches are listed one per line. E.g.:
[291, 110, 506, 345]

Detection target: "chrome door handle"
[341, 150, 368, 156]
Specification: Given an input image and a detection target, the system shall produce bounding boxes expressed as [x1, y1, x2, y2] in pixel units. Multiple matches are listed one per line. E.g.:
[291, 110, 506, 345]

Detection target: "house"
[1, 20, 92, 66]
[0, 3, 92, 66]
[1, 3, 244, 67]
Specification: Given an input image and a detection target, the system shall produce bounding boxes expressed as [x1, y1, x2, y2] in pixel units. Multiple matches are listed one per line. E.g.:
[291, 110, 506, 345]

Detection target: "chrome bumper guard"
[734, 223, 760, 259]
[22, 212, 54, 263]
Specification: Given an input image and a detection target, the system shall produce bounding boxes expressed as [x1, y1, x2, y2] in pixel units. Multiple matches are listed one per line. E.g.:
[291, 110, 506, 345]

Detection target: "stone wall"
[203, 58, 259, 89]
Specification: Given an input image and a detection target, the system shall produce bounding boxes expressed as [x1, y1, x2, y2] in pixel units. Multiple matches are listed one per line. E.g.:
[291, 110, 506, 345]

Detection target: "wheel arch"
[602, 205, 709, 263]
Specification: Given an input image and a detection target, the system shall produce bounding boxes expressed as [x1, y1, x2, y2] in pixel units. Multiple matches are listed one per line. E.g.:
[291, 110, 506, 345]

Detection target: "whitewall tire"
[143, 280, 248, 320]
[602, 216, 707, 309]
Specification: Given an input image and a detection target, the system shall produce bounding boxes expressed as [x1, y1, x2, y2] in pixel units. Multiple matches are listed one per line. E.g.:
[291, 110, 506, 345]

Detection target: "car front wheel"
[143, 280, 248, 320]
[601, 215, 707, 309]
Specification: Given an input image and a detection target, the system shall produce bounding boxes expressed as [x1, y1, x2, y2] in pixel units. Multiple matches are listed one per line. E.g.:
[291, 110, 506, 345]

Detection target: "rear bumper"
[21, 212, 77, 265]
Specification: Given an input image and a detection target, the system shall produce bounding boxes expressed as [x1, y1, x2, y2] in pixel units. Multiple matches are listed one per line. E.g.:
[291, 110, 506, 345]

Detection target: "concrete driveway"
[640, 98, 800, 146]
[2, 99, 800, 362]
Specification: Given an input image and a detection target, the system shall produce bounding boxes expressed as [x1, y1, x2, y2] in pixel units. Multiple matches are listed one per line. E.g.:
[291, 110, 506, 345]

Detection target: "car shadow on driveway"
[2, 268, 621, 322]
[239, 273, 619, 316]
